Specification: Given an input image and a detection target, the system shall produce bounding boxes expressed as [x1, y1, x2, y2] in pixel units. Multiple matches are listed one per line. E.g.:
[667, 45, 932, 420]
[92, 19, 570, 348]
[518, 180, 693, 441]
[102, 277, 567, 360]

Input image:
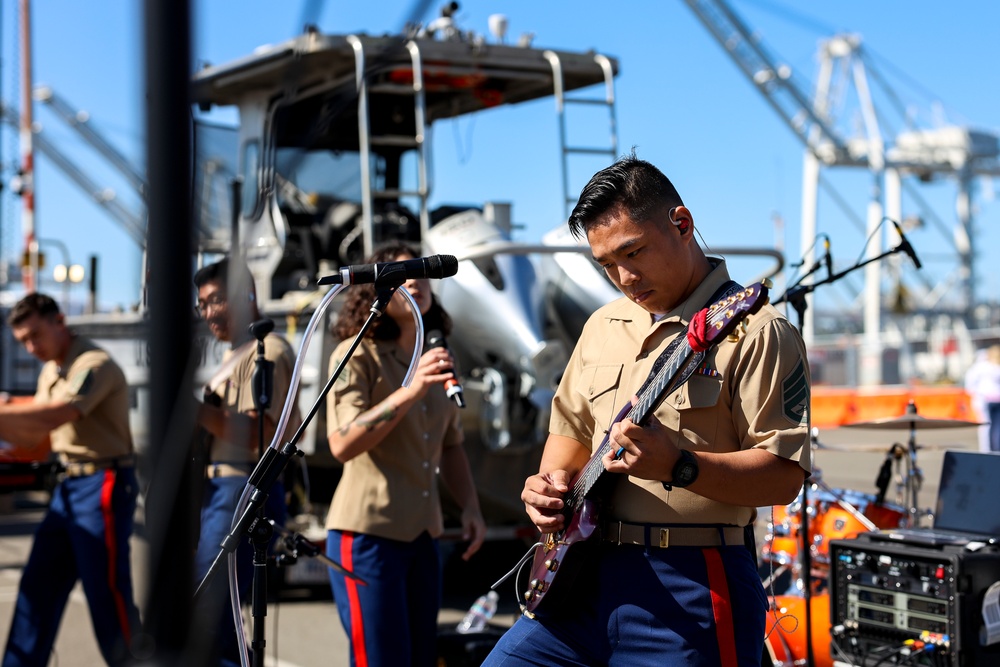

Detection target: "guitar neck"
[567, 336, 698, 508]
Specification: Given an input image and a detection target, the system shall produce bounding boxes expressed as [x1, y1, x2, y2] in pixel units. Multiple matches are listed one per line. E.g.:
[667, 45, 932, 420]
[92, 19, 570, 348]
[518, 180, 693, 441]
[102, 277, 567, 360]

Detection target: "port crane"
[684, 0, 1000, 383]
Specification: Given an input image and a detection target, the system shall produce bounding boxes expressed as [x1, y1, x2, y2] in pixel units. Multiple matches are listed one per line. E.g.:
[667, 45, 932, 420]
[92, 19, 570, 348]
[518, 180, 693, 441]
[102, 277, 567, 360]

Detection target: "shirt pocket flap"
[674, 374, 723, 411]
[576, 364, 623, 402]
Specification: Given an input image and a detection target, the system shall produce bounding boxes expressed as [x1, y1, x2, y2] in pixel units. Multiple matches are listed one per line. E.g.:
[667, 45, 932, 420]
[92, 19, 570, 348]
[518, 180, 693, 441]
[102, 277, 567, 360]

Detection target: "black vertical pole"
[88, 254, 97, 314]
[142, 0, 196, 664]
[788, 299, 815, 667]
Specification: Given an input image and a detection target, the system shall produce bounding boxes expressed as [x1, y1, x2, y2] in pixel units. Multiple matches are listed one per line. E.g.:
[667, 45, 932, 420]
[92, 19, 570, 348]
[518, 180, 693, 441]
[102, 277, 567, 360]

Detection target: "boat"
[188, 8, 624, 540]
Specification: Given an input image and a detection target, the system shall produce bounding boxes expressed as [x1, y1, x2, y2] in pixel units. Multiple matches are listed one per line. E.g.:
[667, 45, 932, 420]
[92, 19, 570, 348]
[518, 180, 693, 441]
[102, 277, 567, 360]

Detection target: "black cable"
[870, 643, 908, 667]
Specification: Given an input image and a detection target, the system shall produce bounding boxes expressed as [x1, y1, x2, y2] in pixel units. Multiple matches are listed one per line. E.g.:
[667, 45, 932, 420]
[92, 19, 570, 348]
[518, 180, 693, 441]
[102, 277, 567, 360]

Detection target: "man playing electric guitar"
[483, 154, 811, 667]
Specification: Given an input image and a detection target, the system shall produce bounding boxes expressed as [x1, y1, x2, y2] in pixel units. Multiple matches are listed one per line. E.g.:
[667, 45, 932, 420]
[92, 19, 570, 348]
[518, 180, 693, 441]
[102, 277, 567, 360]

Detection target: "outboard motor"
[425, 208, 566, 453]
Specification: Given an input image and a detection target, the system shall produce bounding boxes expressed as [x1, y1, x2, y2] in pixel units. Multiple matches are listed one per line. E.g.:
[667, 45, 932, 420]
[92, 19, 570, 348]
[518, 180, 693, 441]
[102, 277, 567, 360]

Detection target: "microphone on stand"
[874, 443, 902, 506]
[892, 221, 923, 270]
[425, 329, 465, 408]
[822, 234, 833, 279]
[874, 456, 893, 506]
[317, 254, 459, 286]
[249, 317, 275, 341]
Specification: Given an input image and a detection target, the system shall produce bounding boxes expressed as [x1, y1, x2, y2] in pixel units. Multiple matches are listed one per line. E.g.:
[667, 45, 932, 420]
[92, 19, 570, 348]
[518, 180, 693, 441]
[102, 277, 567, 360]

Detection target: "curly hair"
[333, 242, 452, 341]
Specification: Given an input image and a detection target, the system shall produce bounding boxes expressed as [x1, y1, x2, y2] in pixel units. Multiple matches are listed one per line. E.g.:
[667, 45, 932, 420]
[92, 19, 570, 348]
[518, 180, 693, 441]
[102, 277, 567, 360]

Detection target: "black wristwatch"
[662, 449, 698, 491]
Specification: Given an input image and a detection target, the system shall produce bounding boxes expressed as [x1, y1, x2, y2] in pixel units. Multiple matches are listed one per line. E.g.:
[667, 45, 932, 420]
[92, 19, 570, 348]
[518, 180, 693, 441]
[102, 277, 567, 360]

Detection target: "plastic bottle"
[455, 590, 499, 634]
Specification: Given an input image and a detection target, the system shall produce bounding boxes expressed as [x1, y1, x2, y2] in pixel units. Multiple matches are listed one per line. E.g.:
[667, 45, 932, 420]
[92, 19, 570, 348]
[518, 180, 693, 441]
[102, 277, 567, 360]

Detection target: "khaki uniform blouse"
[36, 336, 133, 462]
[207, 333, 301, 464]
[550, 260, 812, 527]
[324, 337, 463, 542]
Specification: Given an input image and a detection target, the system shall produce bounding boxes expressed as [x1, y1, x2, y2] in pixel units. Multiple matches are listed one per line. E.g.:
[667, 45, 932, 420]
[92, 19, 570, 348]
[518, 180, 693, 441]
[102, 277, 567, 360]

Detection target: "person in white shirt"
[964, 345, 1000, 452]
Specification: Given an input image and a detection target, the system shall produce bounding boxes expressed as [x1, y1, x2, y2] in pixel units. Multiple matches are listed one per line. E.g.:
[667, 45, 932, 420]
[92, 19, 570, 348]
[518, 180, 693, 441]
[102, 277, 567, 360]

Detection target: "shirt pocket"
[666, 373, 724, 449]
[575, 363, 624, 431]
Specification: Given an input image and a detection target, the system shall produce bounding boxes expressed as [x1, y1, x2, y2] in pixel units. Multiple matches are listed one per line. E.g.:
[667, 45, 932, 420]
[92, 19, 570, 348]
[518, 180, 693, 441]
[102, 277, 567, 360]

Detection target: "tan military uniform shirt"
[36, 336, 132, 462]
[208, 333, 301, 464]
[324, 337, 463, 542]
[550, 259, 811, 527]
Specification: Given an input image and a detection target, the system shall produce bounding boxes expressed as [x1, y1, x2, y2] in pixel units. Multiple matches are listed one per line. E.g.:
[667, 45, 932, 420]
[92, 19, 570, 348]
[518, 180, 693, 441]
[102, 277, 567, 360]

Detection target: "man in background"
[191, 258, 300, 667]
[0, 293, 141, 667]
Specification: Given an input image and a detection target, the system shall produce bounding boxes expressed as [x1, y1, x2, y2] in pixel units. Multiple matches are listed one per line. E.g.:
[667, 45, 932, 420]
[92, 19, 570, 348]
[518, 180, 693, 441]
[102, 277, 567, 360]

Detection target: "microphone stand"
[772, 239, 914, 667]
[248, 318, 275, 667]
[194, 281, 415, 667]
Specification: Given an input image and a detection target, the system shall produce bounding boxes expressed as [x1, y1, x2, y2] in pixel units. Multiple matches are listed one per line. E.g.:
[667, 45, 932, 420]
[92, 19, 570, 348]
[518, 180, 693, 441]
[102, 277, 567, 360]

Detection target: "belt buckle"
[658, 528, 670, 548]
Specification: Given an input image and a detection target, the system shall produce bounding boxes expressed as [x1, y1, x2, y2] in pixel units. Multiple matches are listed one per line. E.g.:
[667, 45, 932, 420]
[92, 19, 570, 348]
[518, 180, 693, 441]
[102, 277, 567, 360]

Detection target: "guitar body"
[520, 282, 769, 614]
[523, 497, 600, 614]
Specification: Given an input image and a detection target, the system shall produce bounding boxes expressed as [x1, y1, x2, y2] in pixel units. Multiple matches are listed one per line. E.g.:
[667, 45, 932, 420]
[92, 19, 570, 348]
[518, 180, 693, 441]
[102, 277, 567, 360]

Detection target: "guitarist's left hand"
[602, 413, 681, 484]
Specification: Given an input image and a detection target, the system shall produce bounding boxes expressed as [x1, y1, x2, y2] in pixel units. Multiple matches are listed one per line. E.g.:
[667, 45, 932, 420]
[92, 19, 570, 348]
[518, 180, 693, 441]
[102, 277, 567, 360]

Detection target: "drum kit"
[759, 401, 981, 667]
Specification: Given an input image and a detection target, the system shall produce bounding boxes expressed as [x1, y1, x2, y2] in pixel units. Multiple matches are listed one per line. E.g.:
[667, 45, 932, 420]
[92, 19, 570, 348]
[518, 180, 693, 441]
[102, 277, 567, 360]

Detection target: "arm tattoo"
[354, 404, 398, 433]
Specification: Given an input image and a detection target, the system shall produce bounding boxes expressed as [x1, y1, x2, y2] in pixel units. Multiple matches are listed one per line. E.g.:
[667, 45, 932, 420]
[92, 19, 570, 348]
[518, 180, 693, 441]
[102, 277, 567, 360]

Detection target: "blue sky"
[2, 0, 999, 313]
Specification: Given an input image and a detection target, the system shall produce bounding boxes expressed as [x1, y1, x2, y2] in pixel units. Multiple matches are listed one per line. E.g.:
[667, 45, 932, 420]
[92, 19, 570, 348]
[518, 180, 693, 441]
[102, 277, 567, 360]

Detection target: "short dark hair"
[7, 293, 61, 327]
[193, 258, 256, 298]
[567, 152, 684, 239]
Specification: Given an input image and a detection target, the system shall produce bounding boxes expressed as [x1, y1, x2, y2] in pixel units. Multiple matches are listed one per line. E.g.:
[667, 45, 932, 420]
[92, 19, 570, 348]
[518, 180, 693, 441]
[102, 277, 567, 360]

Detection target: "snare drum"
[761, 487, 833, 567]
[763, 594, 832, 667]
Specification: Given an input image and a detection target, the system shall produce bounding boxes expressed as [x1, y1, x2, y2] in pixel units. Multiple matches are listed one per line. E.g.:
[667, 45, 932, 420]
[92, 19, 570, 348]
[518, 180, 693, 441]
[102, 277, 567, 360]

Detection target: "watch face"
[677, 462, 697, 485]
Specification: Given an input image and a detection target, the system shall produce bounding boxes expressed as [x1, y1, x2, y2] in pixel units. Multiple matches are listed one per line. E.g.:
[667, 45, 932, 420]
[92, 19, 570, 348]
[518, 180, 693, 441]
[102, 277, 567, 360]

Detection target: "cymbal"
[843, 414, 982, 430]
[815, 441, 955, 453]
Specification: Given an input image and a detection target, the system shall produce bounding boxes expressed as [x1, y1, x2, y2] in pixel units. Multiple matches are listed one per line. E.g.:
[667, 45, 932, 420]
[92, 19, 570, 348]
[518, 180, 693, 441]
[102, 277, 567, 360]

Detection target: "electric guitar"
[521, 282, 770, 614]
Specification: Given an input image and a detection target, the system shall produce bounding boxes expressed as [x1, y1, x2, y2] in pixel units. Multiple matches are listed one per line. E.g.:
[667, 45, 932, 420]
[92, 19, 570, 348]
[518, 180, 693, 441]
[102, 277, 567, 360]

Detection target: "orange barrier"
[808, 387, 856, 428]
[0, 395, 51, 462]
[849, 389, 911, 425]
[811, 386, 974, 428]
[910, 387, 975, 421]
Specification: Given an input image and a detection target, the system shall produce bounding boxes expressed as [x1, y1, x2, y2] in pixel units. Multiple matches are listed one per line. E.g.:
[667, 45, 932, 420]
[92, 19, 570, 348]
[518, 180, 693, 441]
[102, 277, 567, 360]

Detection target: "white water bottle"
[456, 590, 499, 634]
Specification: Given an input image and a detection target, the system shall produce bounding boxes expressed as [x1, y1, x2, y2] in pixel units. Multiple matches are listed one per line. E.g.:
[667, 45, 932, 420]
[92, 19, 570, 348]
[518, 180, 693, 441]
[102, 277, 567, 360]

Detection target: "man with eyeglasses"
[0, 292, 141, 667]
[191, 258, 300, 667]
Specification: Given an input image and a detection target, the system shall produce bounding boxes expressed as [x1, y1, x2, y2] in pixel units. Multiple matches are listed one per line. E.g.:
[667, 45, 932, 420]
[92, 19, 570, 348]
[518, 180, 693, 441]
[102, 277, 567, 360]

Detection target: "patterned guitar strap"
[631, 280, 759, 561]
[636, 280, 742, 394]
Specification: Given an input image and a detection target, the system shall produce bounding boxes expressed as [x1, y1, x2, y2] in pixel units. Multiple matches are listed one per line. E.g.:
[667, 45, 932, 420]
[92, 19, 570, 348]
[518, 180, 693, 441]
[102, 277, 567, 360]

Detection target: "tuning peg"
[762, 278, 773, 289]
[727, 333, 740, 343]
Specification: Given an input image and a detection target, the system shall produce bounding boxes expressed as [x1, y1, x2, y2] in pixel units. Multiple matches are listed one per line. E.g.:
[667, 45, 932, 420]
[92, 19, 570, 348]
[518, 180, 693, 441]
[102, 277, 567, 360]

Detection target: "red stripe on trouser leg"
[341, 531, 368, 667]
[101, 470, 132, 645]
[702, 547, 737, 667]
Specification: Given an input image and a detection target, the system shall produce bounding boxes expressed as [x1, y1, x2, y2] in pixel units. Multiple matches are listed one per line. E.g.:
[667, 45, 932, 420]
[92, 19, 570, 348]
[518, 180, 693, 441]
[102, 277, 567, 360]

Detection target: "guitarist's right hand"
[521, 470, 572, 533]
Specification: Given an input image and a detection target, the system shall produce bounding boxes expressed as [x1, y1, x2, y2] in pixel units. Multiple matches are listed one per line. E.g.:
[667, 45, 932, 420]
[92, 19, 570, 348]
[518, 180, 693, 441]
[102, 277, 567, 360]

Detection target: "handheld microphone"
[425, 329, 465, 408]
[891, 221, 923, 270]
[822, 234, 833, 279]
[317, 254, 459, 287]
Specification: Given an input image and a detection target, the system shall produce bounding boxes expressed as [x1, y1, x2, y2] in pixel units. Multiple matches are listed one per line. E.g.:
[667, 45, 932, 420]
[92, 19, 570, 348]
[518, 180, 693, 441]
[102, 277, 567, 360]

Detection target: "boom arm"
[683, 0, 862, 167]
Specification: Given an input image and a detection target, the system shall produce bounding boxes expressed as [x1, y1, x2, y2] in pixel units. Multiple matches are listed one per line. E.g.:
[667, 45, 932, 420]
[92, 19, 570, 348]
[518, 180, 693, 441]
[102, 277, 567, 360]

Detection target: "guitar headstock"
[689, 281, 770, 350]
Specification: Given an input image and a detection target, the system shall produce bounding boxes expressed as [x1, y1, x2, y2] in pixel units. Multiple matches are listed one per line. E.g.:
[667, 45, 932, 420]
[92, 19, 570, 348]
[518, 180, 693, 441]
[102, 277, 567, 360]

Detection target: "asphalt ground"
[0, 423, 983, 666]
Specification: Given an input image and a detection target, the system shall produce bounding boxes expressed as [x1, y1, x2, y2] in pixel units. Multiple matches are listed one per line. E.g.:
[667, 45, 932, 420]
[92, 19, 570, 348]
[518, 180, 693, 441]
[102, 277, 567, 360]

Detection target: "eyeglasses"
[194, 294, 227, 317]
